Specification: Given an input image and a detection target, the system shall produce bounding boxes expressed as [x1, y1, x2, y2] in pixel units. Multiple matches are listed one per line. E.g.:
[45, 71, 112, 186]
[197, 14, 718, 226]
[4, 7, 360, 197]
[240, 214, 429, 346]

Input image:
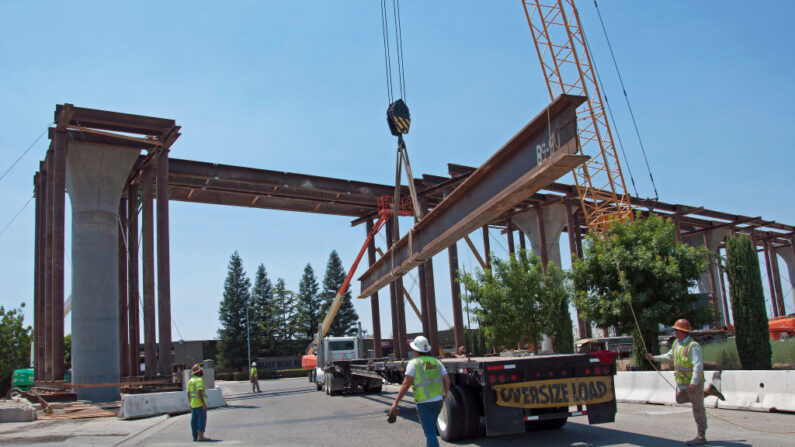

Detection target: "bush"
[772, 337, 795, 368]
[702, 340, 741, 370]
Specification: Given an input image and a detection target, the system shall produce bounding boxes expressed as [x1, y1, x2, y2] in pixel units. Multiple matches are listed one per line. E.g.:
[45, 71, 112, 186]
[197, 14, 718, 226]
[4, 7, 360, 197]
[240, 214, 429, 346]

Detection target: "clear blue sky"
[1, 1, 793, 342]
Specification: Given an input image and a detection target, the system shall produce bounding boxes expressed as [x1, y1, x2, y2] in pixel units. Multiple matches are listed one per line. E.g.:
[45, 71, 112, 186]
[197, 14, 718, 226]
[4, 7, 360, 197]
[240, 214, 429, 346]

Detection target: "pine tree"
[725, 235, 771, 369]
[273, 278, 296, 341]
[251, 264, 275, 357]
[295, 264, 321, 338]
[217, 251, 251, 371]
[320, 250, 360, 336]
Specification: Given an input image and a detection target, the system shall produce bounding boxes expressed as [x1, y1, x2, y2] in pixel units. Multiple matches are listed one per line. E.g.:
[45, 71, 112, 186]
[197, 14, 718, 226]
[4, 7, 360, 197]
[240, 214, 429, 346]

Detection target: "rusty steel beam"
[127, 182, 141, 376]
[358, 95, 587, 298]
[44, 151, 53, 380]
[365, 219, 382, 358]
[118, 197, 129, 378]
[33, 169, 43, 381]
[55, 104, 175, 136]
[52, 131, 66, 381]
[156, 151, 172, 376]
[141, 163, 157, 376]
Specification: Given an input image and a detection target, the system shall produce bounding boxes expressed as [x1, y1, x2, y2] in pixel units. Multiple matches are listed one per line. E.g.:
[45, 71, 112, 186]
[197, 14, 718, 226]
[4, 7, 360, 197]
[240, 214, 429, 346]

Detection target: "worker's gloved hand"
[387, 407, 398, 423]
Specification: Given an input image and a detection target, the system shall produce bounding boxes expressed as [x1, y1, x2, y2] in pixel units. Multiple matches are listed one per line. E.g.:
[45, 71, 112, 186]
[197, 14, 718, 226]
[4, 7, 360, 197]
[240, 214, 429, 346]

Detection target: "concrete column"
[66, 141, 139, 401]
[448, 242, 465, 351]
[141, 163, 157, 375]
[44, 151, 53, 381]
[33, 170, 43, 381]
[683, 228, 730, 326]
[51, 132, 67, 381]
[775, 244, 795, 315]
[482, 226, 491, 268]
[512, 203, 567, 268]
[365, 219, 382, 357]
[156, 151, 172, 376]
[118, 198, 129, 378]
[127, 183, 141, 376]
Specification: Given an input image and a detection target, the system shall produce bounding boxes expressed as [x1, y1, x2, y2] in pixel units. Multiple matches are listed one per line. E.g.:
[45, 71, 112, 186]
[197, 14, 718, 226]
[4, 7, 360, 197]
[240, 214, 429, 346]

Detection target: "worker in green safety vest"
[390, 336, 451, 447]
[187, 363, 210, 442]
[645, 319, 725, 446]
[250, 362, 260, 393]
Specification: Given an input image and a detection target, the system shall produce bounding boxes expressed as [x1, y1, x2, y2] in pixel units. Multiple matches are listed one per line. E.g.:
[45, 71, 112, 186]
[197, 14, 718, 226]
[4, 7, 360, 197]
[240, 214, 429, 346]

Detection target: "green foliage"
[460, 250, 572, 353]
[0, 303, 32, 395]
[217, 251, 252, 371]
[571, 214, 710, 370]
[251, 264, 275, 356]
[725, 235, 772, 369]
[545, 264, 574, 353]
[64, 333, 71, 370]
[273, 278, 297, 342]
[701, 340, 741, 370]
[295, 264, 321, 338]
[772, 338, 795, 367]
[319, 250, 359, 336]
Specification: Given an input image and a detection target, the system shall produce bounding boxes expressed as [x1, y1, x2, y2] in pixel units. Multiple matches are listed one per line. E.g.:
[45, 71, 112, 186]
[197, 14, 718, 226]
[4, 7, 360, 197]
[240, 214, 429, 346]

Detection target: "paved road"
[2, 377, 793, 446]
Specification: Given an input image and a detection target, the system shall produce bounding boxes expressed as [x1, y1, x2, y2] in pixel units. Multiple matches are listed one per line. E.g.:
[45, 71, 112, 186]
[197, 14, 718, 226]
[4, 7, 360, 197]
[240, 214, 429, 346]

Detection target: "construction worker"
[645, 319, 725, 446]
[250, 362, 260, 393]
[389, 336, 451, 447]
[187, 363, 210, 442]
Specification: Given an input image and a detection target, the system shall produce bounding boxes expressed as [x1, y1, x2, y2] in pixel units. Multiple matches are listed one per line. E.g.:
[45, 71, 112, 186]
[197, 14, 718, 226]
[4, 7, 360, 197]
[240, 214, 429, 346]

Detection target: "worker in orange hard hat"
[645, 319, 725, 446]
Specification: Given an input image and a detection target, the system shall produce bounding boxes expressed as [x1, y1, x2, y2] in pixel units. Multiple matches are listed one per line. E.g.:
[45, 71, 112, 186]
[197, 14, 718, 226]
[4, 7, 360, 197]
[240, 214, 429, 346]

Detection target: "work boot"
[705, 384, 725, 401]
[197, 431, 210, 442]
[685, 436, 707, 445]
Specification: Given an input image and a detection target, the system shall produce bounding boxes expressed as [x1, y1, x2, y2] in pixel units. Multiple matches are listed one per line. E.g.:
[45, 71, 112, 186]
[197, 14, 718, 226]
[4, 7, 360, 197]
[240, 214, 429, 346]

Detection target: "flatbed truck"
[308, 333, 617, 441]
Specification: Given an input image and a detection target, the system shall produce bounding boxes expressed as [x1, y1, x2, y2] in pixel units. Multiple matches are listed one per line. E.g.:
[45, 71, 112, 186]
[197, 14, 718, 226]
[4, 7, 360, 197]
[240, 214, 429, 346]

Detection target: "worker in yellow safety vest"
[390, 336, 451, 447]
[250, 362, 260, 393]
[645, 319, 725, 446]
[187, 363, 210, 442]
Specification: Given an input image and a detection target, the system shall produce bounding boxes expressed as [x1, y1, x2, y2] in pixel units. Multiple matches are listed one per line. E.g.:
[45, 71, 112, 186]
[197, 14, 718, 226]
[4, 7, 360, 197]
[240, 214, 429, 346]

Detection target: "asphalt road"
[2, 377, 793, 446]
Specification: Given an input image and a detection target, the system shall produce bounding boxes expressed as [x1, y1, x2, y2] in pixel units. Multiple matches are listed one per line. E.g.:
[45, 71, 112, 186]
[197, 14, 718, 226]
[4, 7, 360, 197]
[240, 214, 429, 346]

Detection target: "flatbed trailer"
[320, 351, 617, 441]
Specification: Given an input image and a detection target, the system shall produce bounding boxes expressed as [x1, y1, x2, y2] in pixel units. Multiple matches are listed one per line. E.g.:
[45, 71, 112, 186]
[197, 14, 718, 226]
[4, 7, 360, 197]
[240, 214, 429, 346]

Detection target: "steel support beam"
[156, 151, 172, 376]
[448, 242, 465, 352]
[141, 162, 157, 375]
[33, 169, 43, 381]
[52, 130, 67, 382]
[482, 226, 491, 268]
[365, 219, 382, 358]
[44, 151, 53, 380]
[118, 197, 129, 378]
[358, 95, 586, 298]
[127, 182, 141, 376]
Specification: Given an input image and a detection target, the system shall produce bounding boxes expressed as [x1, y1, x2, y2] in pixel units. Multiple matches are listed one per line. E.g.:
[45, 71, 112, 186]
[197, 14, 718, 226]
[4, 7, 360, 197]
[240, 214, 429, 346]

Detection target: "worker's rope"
[615, 259, 795, 434]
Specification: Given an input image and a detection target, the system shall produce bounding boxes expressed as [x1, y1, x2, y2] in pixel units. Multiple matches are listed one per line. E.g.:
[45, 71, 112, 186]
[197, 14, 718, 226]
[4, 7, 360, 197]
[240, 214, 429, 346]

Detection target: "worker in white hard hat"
[389, 335, 450, 447]
[250, 361, 260, 393]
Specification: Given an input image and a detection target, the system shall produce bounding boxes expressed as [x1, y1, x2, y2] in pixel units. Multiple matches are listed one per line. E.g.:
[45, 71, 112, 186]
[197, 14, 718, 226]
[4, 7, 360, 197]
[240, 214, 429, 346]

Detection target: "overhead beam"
[358, 95, 588, 298]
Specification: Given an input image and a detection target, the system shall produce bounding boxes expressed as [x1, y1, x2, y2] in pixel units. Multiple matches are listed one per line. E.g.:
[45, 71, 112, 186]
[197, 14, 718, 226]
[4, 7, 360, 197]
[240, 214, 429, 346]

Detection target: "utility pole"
[246, 298, 251, 372]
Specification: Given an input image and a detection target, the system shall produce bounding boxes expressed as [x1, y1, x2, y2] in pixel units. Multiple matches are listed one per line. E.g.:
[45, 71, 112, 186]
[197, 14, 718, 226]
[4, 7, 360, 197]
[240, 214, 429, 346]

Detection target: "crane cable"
[615, 259, 795, 435]
[592, 0, 659, 201]
[380, 0, 408, 104]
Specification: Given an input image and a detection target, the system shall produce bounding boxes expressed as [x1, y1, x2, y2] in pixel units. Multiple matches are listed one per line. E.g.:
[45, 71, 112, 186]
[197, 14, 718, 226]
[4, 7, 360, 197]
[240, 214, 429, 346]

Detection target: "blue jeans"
[416, 400, 443, 447]
[190, 407, 207, 440]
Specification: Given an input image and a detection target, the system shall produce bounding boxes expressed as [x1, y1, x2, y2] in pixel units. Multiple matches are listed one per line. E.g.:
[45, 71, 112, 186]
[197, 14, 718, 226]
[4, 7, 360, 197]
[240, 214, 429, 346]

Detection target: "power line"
[0, 125, 50, 185]
[0, 195, 33, 239]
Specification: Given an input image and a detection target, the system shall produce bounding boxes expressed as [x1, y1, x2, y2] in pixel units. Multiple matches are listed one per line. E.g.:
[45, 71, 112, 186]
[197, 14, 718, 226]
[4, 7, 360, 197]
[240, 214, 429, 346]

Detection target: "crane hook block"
[386, 99, 411, 136]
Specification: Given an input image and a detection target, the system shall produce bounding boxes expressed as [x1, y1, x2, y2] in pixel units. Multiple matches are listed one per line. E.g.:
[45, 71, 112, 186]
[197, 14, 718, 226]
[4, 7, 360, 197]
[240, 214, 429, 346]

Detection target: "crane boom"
[523, 0, 632, 233]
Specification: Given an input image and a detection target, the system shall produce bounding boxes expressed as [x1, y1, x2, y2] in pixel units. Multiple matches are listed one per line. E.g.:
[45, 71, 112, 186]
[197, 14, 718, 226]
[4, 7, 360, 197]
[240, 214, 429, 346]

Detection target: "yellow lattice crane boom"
[523, 0, 633, 233]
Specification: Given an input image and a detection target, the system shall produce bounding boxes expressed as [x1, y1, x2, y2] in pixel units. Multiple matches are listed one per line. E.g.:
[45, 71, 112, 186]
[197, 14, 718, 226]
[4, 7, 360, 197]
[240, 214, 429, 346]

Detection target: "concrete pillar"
[118, 198, 129, 378]
[66, 141, 139, 401]
[448, 242, 465, 352]
[33, 170, 43, 381]
[51, 131, 67, 382]
[127, 182, 141, 375]
[683, 228, 730, 326]
[512, 203, 567, 268]
[44, 151, 53, 381]
[365, 219, 382, 357]
[156, 151, 172, 376]
[141, 163, 157, 375]
[775, 244, 795, 315]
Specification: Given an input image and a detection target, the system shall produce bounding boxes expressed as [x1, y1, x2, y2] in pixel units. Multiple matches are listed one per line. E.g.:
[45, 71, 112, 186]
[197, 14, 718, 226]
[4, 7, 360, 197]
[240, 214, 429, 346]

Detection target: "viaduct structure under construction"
[31, 100, 795, 401]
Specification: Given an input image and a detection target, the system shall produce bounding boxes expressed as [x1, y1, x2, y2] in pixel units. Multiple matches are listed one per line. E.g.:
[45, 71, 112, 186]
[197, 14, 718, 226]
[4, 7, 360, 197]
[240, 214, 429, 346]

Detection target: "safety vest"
[188, 376, 206, 409]
[411, 356, 443, 403]
[250, 367, 257, 378]
[673, 338, 704, 387]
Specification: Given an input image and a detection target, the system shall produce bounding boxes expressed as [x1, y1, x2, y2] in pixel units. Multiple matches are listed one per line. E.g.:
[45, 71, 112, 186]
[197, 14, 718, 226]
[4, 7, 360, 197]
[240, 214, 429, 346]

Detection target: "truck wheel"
[316, 382, 323, 391]
[456, 385, 481, 439]
[325, 376, 331, 395]
[437, 390, 464, 441]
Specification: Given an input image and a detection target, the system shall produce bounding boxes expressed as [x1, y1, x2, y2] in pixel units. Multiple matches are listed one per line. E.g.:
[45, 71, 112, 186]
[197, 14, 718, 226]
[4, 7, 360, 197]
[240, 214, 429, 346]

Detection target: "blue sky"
[1, 1, 793, 342]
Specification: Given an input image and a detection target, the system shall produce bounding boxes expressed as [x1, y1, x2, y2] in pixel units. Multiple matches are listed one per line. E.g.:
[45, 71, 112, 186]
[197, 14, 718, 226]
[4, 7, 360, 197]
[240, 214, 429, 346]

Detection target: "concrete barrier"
[718, 370, 795, 412]
[0, 402, 36, 423]
[119, 387, 226, 419]
[615, 370, 793, 412]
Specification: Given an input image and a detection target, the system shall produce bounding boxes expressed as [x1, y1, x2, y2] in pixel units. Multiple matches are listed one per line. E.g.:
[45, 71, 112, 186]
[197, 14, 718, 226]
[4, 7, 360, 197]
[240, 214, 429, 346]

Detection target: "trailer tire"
[437, 389, 464, 441]
[456, 385, 481, 439]
[316, 382, 323, 391]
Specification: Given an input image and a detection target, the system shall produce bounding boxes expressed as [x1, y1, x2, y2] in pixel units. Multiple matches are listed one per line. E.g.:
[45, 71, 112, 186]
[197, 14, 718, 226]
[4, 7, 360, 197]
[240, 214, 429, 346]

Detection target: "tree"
[0, 303, 32, 395]
[725, 235, 771, 369]
[319, 250, 359, 336]
[217, 251, 251, 371]
[545, 265, 574, 353]
[295, 264, 321, 339]
[251, 264, 276, 356]
[273, 278, 297, 343]
[64, 333, 72, 370]
[571, 214, 710, 370]
[461, 250, 568, 353]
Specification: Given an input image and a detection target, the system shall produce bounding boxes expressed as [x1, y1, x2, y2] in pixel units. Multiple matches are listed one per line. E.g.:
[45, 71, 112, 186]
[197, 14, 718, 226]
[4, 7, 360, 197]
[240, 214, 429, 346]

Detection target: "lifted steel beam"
[358, 95, 588, 298]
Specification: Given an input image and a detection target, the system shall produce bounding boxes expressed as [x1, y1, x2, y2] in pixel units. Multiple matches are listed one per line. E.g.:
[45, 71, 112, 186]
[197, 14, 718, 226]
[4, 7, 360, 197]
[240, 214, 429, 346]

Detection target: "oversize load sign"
[493, 376, 613, 409]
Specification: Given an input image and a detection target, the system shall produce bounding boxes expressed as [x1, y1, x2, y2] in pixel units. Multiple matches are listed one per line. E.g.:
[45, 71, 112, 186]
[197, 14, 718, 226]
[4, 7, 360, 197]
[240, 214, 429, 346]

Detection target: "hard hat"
[191, 363, 203, 374]
[673, 319, 691, 333]
[409, 335, 431, 353]
[252, 362, 256, 366]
